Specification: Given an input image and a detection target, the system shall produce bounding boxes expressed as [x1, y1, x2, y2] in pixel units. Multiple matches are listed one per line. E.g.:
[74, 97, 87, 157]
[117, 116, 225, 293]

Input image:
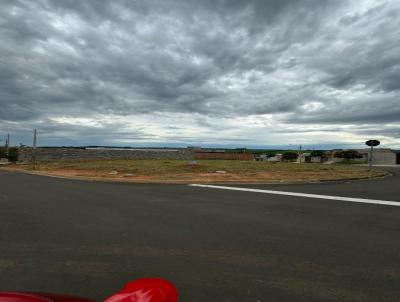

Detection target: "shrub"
[7, 147, 19, 162]
[0, 147, 6, 158]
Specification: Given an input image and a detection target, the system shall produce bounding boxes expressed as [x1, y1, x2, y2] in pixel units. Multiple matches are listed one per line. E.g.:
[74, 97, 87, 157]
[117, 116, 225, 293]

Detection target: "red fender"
[0, 278, 178, 302]
[104, 278, 178, 302]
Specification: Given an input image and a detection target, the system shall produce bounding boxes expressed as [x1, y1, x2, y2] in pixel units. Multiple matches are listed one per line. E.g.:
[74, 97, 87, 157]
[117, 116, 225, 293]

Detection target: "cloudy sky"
[1, 0, 399, 148]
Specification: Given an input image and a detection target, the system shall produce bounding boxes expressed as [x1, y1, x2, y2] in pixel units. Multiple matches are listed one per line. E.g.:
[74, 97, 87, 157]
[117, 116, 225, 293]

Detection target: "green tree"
[282, 151, 298, 161]
[334, 150, 363, 161]
[310, 150, 324, 157]
[7, 147, 19, 162]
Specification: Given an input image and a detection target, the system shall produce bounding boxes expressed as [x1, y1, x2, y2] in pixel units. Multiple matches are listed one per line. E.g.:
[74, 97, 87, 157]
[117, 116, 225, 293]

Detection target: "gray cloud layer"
[1, 0, 399, 146]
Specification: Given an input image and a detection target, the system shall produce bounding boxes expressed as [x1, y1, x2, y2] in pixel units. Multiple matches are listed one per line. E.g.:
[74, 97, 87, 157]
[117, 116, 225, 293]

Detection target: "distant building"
[297, 153, 311, 163]
[267, 154, 283, 162]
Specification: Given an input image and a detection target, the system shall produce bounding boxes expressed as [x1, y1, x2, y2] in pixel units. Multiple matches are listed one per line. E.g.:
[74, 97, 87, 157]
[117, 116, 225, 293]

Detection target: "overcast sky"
[1, 0, 399, 148]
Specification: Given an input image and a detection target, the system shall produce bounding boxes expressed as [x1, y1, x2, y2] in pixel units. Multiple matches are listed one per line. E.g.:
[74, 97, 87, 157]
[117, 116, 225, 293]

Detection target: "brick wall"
[194, 152, 254, 160]
[18, 147, 194, 162]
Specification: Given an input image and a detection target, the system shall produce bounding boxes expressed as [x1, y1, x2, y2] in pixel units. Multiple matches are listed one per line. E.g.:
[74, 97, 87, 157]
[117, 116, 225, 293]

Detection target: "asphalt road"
[0, 168, 399, 302]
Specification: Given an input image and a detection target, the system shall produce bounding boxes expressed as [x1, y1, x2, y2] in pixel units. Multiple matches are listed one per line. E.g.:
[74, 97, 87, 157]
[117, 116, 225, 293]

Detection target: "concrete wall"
[326, 149, 397, 165]
[366, 149, 397, 165]
[18, 147, 194, 162]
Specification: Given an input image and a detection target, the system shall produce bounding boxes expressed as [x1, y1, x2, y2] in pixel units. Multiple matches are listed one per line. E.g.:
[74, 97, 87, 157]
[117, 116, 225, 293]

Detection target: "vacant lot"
[6, 160, 387, 183]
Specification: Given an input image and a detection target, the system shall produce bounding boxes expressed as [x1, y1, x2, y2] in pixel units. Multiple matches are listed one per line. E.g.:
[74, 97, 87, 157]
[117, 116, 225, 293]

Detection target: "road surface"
[0, 168, 399, 301]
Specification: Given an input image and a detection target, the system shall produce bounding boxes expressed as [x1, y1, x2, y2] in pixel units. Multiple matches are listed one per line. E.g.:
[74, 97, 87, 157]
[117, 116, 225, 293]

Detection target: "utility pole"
[5, 134, 10, 148]
[6, 134, 10, 158]
[369, 144, 373, 168]
[32, 129, 37, 169]
[298, 144, 303, 164]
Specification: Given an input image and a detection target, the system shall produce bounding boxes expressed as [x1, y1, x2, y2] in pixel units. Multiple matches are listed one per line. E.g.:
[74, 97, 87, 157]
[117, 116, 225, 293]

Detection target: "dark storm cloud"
[1, 0, 399, 145]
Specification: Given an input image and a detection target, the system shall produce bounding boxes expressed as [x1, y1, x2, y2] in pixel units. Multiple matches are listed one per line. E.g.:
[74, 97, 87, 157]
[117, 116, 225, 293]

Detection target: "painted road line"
[189, 184, 400, 207]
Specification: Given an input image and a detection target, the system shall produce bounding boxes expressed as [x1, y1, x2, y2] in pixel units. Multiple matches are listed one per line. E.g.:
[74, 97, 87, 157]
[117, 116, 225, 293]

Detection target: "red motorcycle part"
[0, 292, 93, 302]
[104, 278, 178, 302]
[0, 278, 178, 302]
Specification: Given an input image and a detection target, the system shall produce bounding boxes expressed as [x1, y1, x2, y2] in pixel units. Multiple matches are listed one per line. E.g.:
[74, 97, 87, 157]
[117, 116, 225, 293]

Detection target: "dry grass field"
[5, 159, 387, 183]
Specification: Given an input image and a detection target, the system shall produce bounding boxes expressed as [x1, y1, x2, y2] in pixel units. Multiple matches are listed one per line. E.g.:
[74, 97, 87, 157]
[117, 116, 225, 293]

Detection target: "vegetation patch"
[0, 147, 19, 162]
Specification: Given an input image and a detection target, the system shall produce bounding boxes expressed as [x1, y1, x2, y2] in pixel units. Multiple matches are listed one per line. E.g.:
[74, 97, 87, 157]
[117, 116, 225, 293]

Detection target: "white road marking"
[189, 184, 400, 207]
